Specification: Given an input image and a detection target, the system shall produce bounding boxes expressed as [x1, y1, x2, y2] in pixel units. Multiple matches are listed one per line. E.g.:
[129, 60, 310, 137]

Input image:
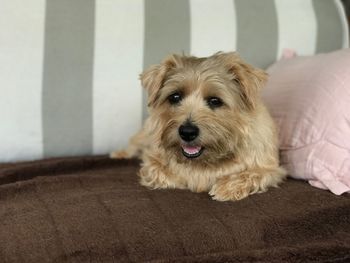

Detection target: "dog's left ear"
[214, 52, 268, 111]
[140, 54, 183, 107]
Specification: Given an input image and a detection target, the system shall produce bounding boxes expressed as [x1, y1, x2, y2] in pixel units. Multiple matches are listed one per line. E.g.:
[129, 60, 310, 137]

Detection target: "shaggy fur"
[111, 52, 286, 201]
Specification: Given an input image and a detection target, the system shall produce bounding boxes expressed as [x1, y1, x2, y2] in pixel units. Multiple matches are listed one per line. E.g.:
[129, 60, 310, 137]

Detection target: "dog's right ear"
[140, 54, 183, 107]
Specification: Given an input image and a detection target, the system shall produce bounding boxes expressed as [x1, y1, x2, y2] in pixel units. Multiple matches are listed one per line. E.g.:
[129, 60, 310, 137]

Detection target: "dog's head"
[141, 52, 267, 164]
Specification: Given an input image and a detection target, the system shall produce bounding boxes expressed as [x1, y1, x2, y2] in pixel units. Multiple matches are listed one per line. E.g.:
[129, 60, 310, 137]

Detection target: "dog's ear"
[214, 52, 267, 111]
[140, 54, 183, 107]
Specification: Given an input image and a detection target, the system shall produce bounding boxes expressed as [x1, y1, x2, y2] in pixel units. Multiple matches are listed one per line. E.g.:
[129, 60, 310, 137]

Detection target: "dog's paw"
[109, 150, 130, 159]
[209, 176, 254, 201]
[139, 167, 172, 190]
[139, 165, 186, 190]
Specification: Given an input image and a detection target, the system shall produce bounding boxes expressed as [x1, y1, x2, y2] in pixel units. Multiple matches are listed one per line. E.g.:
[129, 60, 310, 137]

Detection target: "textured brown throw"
[0, 156, 349, 262]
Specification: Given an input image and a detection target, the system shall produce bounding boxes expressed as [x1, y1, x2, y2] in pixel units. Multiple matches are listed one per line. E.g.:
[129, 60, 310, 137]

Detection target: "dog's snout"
[179, 123, 199, 142]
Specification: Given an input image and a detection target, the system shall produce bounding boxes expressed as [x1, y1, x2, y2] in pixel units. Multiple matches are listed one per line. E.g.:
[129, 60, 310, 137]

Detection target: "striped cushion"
[0, 0, 348, 162]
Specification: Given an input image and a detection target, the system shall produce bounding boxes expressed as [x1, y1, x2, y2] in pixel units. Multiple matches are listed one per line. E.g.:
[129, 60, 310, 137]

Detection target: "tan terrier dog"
[111, 52, 286, 201]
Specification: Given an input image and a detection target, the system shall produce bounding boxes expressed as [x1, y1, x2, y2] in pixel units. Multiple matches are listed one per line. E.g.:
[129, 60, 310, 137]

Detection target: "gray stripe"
[143, 0, 191, 120]
[313, 0, 344, 53]
[235, 0, 278, 69]
[42, 0, 95, 158]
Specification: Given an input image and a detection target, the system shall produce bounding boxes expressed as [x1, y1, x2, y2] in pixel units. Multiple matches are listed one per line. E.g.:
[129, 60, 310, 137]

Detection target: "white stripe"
[275, 0, 317, 58]
[0, 0, 45, 162]
[190, 0, 237, 56]
[93, 1, 144, 155]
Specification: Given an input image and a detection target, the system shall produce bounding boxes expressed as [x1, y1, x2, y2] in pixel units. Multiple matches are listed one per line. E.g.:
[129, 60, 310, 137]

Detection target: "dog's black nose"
[179, 122, 199, 142]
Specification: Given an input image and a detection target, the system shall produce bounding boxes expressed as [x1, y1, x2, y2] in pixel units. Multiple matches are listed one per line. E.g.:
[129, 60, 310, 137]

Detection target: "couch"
[1, 0, 349, 262]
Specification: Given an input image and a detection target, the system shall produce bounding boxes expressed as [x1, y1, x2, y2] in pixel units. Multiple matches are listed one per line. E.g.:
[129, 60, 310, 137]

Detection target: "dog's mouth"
[181, 145, 204, 158]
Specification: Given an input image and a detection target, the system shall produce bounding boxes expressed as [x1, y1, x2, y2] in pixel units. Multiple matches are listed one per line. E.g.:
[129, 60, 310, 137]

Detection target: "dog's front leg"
[209, 167, 286, 201]
[139, 159, 186, 190]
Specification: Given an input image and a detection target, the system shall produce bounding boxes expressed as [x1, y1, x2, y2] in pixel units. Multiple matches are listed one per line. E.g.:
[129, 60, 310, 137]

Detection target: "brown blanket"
[0, 156, 349, 262]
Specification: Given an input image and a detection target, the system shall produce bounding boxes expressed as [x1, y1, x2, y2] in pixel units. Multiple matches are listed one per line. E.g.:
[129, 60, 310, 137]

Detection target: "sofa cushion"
[262, 49, 350, 195]
[0, 0, 348, 162]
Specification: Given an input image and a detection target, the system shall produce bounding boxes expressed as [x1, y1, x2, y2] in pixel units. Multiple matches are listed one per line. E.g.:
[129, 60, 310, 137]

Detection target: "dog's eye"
[168, 92, 182, 105]
[207, 97, 223, 109]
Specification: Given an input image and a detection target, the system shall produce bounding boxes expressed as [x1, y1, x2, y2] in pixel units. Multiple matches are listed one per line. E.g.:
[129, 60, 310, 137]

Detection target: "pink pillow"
[262, 49, 350, 195]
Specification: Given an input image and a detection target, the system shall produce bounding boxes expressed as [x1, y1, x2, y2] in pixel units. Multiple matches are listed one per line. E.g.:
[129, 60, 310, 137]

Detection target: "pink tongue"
[182, 145, 201, 155]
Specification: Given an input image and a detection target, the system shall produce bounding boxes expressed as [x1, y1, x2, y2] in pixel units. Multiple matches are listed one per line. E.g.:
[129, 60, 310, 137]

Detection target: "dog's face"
[141, 52, 267, 165]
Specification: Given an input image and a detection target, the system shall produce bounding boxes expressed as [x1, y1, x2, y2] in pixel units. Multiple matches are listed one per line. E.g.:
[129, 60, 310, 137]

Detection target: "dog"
[111, 52, 286, 201]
